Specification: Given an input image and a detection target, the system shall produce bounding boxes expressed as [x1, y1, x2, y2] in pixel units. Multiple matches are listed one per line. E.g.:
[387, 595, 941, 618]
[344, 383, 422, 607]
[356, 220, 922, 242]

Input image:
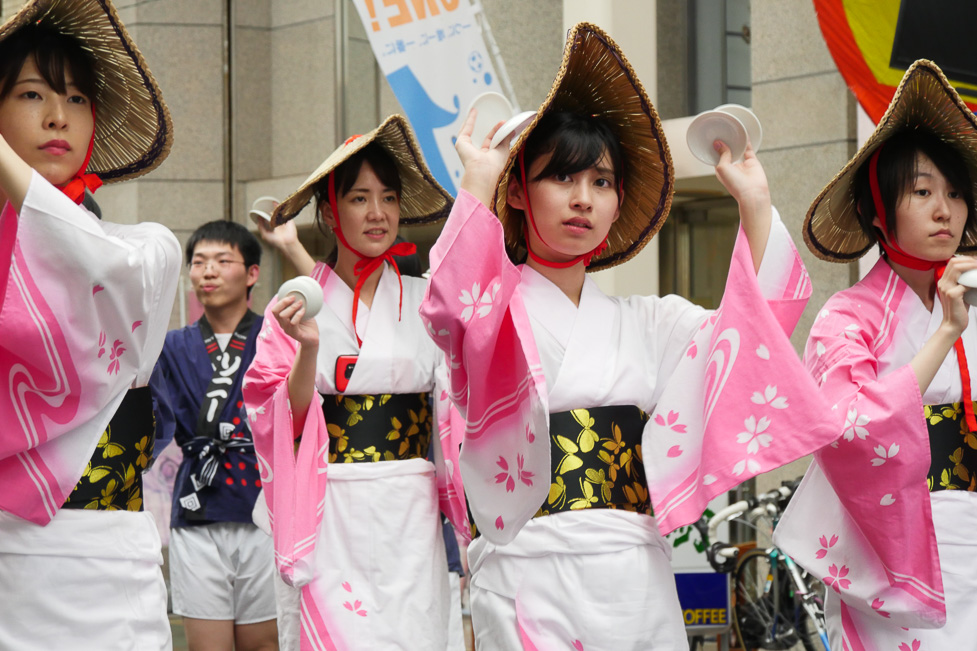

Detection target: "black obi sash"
[926, 402, 977, 492]
[63, 386, 154, 511]
[322, 393, 432, 464]
[538, 406, 650, 516]
[470, 405, 649, 539]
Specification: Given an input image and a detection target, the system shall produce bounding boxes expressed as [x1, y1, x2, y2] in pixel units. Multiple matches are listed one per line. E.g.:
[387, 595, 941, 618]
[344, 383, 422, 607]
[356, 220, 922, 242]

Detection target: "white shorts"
[169, 522, 277, 623]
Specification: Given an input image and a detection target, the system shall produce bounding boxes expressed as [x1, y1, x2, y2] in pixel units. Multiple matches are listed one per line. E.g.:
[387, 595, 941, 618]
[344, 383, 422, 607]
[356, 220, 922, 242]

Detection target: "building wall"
[751, 0, 856, 493]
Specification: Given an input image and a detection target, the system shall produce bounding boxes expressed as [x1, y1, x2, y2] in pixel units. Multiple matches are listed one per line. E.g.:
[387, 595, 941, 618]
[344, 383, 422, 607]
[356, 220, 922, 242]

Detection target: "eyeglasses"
[189, 259, 246, 272]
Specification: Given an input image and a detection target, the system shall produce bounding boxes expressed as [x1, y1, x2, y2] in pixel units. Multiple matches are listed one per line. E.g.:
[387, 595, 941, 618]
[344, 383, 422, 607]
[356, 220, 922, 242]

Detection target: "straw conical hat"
[494, 22, 674, 271]
[273, 114, 452, 227]
[805, 59, 977, 262]
[0, 0, 174, 182]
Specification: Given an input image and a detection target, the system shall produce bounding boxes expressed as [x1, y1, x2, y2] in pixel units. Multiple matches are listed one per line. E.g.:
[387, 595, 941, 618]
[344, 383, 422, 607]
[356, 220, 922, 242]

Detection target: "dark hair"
[520, 111, 625, 187]
[185, 221, 261, 295]
[312, 142, 402, 252]
[0, 23, 98, 103]
[854, 128, 975, 248]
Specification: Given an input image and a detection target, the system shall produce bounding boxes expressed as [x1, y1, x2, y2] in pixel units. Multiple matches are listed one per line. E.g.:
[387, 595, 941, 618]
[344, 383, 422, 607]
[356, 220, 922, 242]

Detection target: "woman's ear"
[507, 176, 527, 211]
[320, 201, 337, 230]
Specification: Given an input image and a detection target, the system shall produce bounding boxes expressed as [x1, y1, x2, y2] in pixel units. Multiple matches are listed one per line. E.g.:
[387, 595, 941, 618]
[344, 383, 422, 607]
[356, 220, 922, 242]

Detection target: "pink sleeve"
[419, 190, 550, 544]
[0, 173, 180, 524]
[774, 292, 945, 629]
[646, 225, 838, 532]
[243, 300, 330, 588]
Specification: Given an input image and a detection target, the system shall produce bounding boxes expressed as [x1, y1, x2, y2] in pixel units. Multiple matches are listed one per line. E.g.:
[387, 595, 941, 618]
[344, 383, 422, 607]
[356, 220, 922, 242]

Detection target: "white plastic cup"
[277, 276, 323, 319]
[686, 110, 748, 166]
[956, 268, 977, 306]
[249, 196, 279, 227]
[465, 92, 514, 148]
[715, 104, 763, 153]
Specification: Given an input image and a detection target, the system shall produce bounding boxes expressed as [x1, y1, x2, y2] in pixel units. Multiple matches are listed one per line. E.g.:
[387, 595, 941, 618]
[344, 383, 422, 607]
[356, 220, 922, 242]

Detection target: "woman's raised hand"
[257, 217, 316, 276]
[457, 108, 509, 208]
[714, 140, 771, 214]
[938, 256, 977, 337]
[272, 294, 319, 348]
[714, 139, 772, 272]
[255, 212, 295, 249]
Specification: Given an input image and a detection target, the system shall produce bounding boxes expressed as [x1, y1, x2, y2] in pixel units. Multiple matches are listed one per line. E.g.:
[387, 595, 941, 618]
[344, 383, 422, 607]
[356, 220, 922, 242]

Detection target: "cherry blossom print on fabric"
[420, 191, 550, 544]
[645, 225, 835, 534]
[774, 260, 948, 630]
[421, 191, 834, 548]
[0, 176, 180, 525]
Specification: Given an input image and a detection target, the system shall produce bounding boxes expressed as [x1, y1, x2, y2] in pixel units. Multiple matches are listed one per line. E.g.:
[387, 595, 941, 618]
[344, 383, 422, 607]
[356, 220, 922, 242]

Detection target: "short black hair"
[0, 23, 97, 103]
[185, 220, 262, 269]
[521, 111, 625, 187]
[312, 142, 402, 239]
[854, 128, 975, 247]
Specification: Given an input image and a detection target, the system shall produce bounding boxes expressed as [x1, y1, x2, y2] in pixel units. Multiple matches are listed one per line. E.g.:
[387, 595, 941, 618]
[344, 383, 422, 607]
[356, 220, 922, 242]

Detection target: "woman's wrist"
[935, 320, 964, 345]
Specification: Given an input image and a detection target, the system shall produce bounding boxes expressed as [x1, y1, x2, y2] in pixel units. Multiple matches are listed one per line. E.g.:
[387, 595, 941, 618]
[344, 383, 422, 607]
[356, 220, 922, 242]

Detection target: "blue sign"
[675, 572, 731, 632]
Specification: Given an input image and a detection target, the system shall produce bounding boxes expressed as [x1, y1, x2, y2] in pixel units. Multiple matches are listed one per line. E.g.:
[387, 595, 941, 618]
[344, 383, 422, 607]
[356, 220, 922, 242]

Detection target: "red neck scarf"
[517, 149, 611, 269]
[59, 104, 102, 204]
[328, 168, 414, 348]
[869, 146, 977, 431]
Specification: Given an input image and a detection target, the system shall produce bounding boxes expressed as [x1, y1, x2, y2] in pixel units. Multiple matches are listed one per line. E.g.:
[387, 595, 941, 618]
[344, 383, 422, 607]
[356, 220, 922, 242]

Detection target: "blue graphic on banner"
[386, 65, 460, 195]
[351, 0, 508, 199]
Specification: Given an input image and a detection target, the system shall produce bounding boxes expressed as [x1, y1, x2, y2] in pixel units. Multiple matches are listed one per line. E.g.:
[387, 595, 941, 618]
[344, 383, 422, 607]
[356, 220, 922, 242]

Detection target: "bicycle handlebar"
[706, 484, 794, 540]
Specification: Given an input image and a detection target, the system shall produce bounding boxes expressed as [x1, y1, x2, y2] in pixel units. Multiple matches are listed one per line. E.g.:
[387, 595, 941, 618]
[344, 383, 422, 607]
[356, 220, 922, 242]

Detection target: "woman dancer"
[0, 1, 179, 649]
[243, 115, 465, 649]
[420, 23, 837, 649]
[774, 60, 977, 649]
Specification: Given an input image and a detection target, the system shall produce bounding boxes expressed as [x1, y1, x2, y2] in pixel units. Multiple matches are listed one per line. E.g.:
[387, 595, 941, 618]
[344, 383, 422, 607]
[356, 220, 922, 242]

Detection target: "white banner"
[351, 0, 509, 196]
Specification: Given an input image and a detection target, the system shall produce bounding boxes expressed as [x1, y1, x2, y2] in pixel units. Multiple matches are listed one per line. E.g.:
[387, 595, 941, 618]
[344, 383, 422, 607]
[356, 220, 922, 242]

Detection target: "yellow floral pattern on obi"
[323, 393, 431, 464]
[536, 405, 650, 517]
[925, 401, 977, 492]
[63, 387, 155, 512]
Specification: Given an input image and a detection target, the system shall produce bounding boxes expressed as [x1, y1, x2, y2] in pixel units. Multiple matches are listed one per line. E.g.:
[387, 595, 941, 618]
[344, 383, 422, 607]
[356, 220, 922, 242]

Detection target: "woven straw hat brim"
[805, 60, 977, 262]
[493, 22, 674, 272]
[0, 0, 173, 183]
[273, 114, 453, 227]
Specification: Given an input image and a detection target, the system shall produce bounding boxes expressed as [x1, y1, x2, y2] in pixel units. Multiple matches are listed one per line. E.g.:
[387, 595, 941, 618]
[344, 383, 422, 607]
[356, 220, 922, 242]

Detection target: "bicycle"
[705, 482, 831, 651]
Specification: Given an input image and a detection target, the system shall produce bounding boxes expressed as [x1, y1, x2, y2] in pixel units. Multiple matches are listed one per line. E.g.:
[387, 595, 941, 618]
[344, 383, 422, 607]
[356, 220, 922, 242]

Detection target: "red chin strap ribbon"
[59, 104, 103, 205]
[869, 146, 977, 432]
[517, 149, 611, 269]
[328, 171, 414, 348]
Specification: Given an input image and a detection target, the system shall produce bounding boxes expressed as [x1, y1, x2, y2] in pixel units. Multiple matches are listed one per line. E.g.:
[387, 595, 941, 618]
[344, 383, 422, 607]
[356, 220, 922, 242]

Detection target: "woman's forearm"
[287, 341, 319, 439]
[910, 323, 960, 395]
[0, 134, 32, 212]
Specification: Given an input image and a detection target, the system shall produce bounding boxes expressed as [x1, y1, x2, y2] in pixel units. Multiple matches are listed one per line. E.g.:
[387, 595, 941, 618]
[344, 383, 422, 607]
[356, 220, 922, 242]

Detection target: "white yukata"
[420, 191, 836, 650]
[0, 173, 181, 651]
[244, 261, 457, 651]
[775, 258, 977, 650]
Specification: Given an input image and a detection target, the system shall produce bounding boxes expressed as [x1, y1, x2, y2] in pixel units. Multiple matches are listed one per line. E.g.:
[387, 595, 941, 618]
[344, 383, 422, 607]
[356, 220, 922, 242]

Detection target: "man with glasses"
[155, 221, 278, 651]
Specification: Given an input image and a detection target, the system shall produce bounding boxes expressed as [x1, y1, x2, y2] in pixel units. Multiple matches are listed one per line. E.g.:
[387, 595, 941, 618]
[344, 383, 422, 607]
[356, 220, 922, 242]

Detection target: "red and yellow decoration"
[813, 0, 977, 122]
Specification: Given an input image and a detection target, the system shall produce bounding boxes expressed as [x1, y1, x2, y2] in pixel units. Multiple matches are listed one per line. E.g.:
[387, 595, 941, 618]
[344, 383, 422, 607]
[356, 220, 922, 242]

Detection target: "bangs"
[0, 24, 97, 101]
[336, 143, 402, 196]
[523, 111, 624, 183]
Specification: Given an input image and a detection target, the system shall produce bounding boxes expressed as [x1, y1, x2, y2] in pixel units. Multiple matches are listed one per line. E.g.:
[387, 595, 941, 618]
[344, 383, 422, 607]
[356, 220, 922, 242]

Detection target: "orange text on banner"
[366, 0, 460, 31]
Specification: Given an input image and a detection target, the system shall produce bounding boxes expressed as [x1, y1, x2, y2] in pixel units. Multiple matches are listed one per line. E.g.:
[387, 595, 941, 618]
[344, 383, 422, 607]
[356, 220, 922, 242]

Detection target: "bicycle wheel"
[795, 573, 829, 651]
[733, 549, 801, 650]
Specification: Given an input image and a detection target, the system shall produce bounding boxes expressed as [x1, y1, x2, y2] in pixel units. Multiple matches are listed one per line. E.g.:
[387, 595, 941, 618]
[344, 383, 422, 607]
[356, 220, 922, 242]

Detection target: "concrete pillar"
[751, 0, 856, 492]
